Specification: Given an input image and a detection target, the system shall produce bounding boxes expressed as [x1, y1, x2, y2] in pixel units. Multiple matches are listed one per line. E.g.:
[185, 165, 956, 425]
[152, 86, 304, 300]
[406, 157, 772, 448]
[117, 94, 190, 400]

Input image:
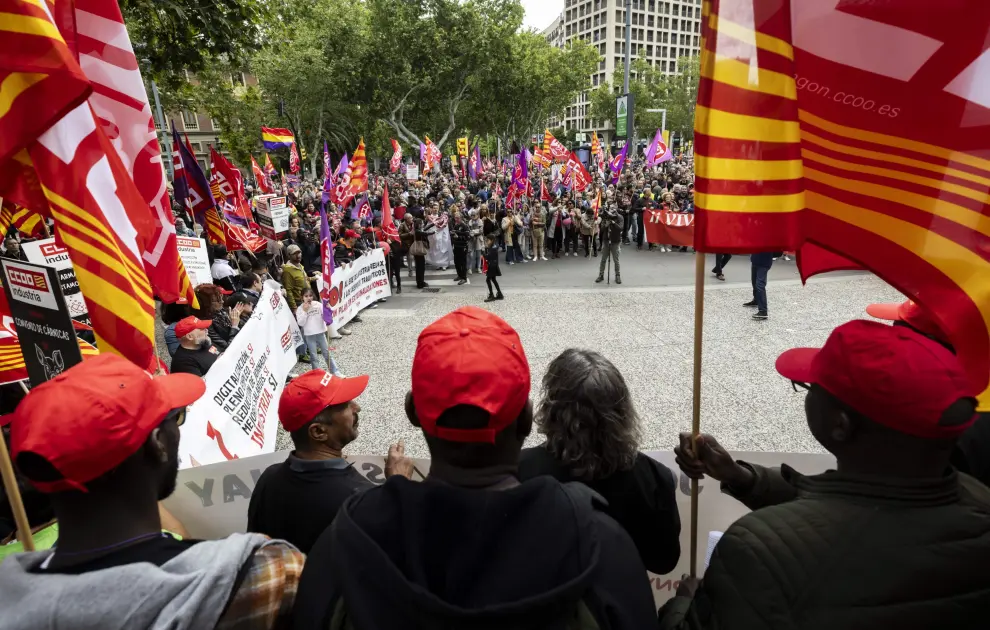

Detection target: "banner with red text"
[179, 285, 298, 468]
[315, 249, 390, 329]
[645, 209, 695, 248]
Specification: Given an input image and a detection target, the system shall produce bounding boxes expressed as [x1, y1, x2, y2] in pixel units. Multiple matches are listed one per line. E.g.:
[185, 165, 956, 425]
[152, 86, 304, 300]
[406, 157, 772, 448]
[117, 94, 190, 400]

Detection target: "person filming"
[596, 204, 623, 285]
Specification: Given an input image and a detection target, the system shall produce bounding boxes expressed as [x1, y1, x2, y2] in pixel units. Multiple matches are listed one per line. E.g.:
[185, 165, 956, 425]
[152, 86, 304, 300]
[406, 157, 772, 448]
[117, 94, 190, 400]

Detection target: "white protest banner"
[178, 285, 298, 468]
[21, 237, 89, 326]
[164, 448, 834, 606]
[406, 164, 419, 181]
[175, 237, 211, 289]
[319, 249, 391, 328]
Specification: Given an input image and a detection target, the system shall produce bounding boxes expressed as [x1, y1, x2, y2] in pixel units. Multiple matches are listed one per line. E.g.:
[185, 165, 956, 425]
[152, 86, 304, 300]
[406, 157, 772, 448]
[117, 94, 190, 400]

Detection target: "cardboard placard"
[255, 195, 291, 240]
[175, 237, 212, 289]
[0, 258, 82, 385]
[163, 449, 835, 607]
[21, 238, 89, 326]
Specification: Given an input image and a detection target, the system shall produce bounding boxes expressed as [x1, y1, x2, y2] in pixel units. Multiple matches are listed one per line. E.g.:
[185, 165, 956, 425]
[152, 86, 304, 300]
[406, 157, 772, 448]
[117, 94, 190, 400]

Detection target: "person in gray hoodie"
[0, 354, 304, 630]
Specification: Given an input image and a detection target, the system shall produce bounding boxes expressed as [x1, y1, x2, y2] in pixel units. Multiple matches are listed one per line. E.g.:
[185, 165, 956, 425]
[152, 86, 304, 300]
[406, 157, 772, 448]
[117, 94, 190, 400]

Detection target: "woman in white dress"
[425, 204, 454, 270]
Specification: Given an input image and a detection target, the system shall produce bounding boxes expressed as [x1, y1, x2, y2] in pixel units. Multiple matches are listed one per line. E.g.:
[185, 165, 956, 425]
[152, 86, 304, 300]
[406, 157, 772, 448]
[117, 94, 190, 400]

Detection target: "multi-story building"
[541, 0, 702, 143]
[155, 72, 258, 176]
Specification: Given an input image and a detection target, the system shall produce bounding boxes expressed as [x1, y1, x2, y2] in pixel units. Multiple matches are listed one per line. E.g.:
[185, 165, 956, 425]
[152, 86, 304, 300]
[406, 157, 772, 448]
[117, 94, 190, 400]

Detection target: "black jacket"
[207, 309, 239, 352]
[450, 221, 470, 249]
[952, 412, 990, 487]
[334, 241, 356, 266]
[290, 476, 658, 630]
[519, 446, 681, 575]
[600, 211, 624, 244]
[658, 463, 990, 630]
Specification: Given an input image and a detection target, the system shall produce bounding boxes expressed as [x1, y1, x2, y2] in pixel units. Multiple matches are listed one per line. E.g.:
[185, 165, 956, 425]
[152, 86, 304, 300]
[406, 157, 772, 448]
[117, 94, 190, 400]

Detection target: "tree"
[464, 34, 599, 151]
[123, 0, 276, 92]
[589, 54, 700, 143]
[360, 0, 524, 150]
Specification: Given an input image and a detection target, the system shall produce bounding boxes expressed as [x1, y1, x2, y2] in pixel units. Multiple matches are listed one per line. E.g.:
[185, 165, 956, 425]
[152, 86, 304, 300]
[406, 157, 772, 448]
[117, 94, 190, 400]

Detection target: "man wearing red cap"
[169, 315, 219, 377]
[0, 354, 303, 629]
[247, 370, 413, 553]
[663, 320, 990, 629]
[291, 307, 658, 630]
[866, 299, 990, 488]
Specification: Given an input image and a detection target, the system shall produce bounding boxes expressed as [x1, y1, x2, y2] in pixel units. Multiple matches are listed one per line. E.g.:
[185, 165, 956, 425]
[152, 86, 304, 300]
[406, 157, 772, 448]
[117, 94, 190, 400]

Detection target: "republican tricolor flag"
[262, 127, 294, 150]
[694, 0, 990, 409]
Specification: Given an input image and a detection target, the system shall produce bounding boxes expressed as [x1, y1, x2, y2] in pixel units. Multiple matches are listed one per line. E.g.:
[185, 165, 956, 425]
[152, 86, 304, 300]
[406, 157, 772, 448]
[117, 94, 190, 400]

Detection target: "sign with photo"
[0, 258, 82, 386]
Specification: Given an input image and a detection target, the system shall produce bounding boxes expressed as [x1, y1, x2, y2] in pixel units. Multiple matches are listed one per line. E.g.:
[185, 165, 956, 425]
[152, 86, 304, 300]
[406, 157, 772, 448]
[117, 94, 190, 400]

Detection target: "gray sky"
[521, 0, 564, 32]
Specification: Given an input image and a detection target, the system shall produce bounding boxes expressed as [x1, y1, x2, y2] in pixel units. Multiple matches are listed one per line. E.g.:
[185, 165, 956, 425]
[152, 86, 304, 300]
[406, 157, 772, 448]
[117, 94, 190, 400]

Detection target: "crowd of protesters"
[1, 294, 989, 629]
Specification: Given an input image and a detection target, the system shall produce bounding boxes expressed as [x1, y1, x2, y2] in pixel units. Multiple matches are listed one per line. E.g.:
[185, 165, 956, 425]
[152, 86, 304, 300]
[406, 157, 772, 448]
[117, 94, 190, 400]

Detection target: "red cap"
[344, 229, 360, 239]
[174, 316, 212, 338]
[411, 307, 530, 443]
[775, 320, 976, 439]
[218, 287, 233, 295]
[278, 370, 369, 432]
[10, 354, 206, 492]
[866, 300, 949, 345]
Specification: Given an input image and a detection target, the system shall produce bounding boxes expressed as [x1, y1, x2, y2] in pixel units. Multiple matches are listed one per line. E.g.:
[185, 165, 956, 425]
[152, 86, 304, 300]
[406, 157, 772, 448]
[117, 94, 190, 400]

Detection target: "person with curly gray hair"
[519, 348, 682, 575]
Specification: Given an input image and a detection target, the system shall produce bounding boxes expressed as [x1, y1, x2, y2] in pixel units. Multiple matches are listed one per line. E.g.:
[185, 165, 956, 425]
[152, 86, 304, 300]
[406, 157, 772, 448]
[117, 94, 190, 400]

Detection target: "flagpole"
[689, 250, 706, 577]
[0, 382, 35, 551]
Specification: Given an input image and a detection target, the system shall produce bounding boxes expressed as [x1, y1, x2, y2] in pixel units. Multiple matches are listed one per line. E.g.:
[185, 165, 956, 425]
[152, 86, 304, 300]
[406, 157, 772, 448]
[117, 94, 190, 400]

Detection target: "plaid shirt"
[216, 541, 305, 630]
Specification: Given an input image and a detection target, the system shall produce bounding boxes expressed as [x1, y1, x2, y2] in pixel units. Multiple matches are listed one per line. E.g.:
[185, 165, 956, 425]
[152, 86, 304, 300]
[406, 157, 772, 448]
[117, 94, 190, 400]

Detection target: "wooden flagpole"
[0, 381, 34, 551]
[689, 250, 706, 577]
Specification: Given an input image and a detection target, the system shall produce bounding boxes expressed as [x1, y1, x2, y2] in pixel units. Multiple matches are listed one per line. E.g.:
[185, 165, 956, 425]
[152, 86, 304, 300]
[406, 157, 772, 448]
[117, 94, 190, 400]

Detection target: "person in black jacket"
[744, 252, 775, 320]
[596, 204, 624, 285]
[520, 348, 680, 575]
[483, 236, 503, 302]
[450, 211, 470, 284]
[290, 307, 658, 630]
[248, 371, 413, 554]
[207, 295, 251, 352]
[333, 230, 360, 266]
[664, 320, 990, 630]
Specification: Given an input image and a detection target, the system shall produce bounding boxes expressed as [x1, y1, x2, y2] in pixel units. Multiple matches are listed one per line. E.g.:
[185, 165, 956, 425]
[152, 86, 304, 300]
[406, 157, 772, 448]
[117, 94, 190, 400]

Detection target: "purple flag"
[644, 129, 662, 167]
[609, 141, 629, 185]
[319, 203, 335, 325]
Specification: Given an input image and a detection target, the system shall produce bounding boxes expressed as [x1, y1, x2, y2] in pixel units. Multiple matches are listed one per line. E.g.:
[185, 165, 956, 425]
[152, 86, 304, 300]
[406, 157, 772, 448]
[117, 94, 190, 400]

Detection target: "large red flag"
[693, 0, 990, 408]
[565, 152, 592, 192]
[0, 0, 171, 369]
[223, 221, 267, 253]
[543, 129, 569, 161]
[210, 147, 253, 225]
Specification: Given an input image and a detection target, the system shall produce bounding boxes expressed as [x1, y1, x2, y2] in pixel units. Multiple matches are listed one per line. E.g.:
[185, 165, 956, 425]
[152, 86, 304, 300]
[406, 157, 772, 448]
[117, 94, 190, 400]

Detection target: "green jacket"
[281, 262, 308, 312]
[659, 463, 990, 630]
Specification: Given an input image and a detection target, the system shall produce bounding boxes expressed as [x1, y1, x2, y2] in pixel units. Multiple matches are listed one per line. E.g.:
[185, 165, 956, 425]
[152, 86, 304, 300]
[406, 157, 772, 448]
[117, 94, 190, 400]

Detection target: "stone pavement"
[275, 248, 904, 459]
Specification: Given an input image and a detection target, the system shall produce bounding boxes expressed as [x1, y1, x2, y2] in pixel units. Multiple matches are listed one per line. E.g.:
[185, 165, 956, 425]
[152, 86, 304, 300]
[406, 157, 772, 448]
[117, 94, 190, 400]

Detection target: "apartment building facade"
[542, 0, 702, 142]
[155, 72, 258, 176]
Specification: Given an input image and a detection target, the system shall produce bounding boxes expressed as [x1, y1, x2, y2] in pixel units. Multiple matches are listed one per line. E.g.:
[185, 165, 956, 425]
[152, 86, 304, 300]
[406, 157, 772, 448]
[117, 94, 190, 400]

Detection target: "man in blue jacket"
[743, 252, 774, 320]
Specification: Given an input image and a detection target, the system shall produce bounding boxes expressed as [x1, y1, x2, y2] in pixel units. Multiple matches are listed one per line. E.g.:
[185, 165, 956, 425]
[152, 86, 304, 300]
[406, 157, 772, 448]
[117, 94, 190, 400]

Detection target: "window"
[181, 110, 199, 131]
[670, 59, 677, 72]
[647, 30, 653, 41]
[693, 35, 699, 46]
[672, 19, 678, 31]
[210, 118, 221, 132]
[682, 19, 688, 30]
[648, 15, 654, 26]
[662, 60, 668, 72]
[198, 159, 209, 173]
[673, 3, 679, 15]
[662, 32, 669, 43]
[647, 44, 654, 56]
[154, 117, 169, 131]
[694, 21, 700, 33]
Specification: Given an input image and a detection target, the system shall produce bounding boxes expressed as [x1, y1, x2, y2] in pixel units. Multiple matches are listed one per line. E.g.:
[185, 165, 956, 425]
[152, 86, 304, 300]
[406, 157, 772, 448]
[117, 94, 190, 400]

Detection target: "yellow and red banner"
[0, 201, 45, 238]
[543, 129, 569, 162]
[693, 0, 990, 407]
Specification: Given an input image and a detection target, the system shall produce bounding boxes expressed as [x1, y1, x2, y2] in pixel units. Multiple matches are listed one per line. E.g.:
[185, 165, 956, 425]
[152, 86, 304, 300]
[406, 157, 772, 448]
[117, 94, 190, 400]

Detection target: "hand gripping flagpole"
[689, 251, 705, 577]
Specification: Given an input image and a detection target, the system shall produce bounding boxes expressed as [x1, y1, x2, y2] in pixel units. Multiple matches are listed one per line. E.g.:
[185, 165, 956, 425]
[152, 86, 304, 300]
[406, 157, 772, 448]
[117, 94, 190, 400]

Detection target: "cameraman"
[595, 203, 624, 285]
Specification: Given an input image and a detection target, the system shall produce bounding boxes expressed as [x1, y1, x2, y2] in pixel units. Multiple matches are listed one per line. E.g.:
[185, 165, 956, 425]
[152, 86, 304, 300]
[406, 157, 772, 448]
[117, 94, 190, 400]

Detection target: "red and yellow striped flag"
[694, 0, 990, 408]
[349, 138, 368, 196]
[0, 0, 158, 370]
[0, 200, 46, 238]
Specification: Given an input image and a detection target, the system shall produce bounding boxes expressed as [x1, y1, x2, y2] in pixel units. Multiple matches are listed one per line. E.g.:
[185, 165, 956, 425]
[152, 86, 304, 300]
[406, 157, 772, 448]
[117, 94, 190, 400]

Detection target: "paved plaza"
[276, 248, 903, 458]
